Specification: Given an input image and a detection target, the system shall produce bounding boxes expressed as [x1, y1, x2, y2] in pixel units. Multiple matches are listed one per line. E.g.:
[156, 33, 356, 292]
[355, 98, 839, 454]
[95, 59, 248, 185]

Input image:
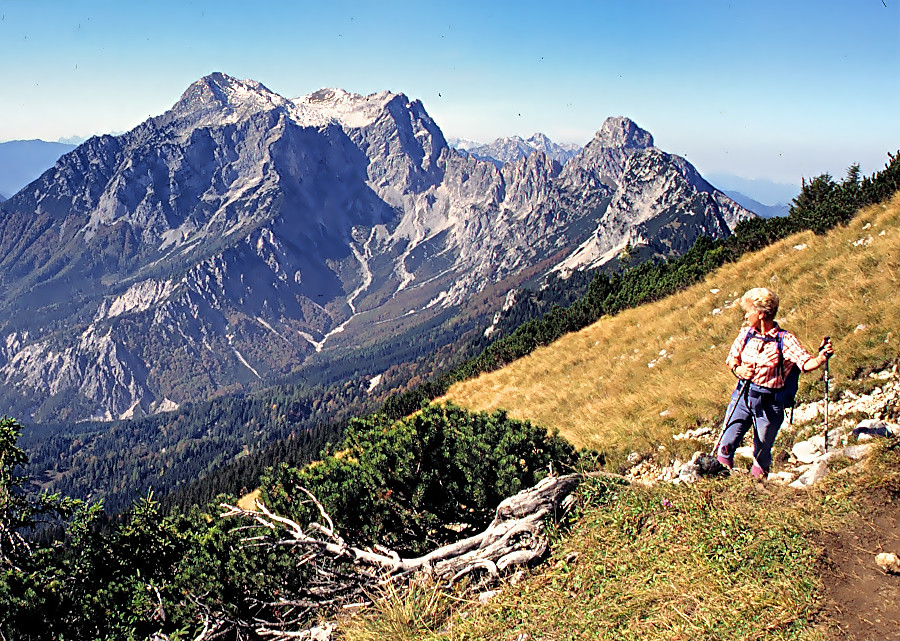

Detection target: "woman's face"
[743, 303, 763, 330]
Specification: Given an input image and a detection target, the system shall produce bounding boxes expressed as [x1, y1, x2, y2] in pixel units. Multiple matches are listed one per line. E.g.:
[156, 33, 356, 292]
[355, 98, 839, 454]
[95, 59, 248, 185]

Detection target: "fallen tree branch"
[215, 472, 584, 638]
[222, 474, 581, 582]
[224, 474, 581, 581]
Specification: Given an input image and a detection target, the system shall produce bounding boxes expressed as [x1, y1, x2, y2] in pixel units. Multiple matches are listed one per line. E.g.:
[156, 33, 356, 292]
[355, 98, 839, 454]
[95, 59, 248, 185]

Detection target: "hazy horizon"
[1, 1, 898, 185]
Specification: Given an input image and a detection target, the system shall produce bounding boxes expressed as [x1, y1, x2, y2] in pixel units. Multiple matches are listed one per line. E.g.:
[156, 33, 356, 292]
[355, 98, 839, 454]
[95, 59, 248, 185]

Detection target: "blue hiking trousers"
[717, 382, 785, 472]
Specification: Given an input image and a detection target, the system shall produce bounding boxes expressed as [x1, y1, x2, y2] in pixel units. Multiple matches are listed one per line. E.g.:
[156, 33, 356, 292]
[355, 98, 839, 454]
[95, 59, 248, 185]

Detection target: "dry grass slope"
[336, 195, 900, 641]
[445, 194, 900, 460]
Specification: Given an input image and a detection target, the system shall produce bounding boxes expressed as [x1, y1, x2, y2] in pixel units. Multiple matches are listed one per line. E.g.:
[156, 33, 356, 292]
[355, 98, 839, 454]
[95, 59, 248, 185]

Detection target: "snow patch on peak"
[292, 88, 399, 129]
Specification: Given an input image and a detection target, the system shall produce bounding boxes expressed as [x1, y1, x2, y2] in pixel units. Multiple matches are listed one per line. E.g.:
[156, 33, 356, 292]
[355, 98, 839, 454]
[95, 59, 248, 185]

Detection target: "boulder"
[789, 460, 829, 488]
[875, 552, 900, 574]
[792, 439, 823, 464]
[843, 444, 874, 460]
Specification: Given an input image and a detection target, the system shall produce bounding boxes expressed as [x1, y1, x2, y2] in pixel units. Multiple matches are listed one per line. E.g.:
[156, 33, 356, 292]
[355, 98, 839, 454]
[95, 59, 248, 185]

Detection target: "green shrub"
[263, 402, 577, 554]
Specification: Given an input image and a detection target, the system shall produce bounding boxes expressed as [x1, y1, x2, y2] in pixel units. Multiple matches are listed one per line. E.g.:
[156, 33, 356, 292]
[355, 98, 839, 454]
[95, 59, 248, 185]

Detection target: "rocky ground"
[625, 365, 900, 640]
[626, 365, 899, 488]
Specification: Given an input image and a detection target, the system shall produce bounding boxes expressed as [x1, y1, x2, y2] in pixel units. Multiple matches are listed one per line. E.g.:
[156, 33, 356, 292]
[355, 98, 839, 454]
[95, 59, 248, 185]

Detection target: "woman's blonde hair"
[741, 287, 780, 320]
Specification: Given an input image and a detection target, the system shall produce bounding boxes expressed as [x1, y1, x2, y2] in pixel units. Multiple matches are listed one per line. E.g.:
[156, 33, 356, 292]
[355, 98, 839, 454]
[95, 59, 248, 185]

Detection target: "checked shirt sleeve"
[781, 330, 815, 369]
[726, 327, 751, 365]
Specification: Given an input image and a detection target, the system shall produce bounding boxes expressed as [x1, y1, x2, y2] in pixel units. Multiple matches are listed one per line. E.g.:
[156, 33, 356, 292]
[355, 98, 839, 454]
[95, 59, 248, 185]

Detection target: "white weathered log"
[213, 473, 586, 639]
[255, 622, 334, 640]
[220, 473, 582, 584]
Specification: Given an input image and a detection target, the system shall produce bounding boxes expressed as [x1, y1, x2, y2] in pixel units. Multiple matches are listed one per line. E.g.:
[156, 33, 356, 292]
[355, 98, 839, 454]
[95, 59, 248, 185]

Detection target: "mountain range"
[705, 172, 799, 207]
[454, 133, 581, 167]
[723, 191, 790, 218]
[0, 139, 77, 201]
[0, 72, 752, 423]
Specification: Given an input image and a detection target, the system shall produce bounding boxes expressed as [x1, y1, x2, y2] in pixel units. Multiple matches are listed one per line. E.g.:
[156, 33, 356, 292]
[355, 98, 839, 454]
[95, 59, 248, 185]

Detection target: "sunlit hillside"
[445, 193, 900, 458]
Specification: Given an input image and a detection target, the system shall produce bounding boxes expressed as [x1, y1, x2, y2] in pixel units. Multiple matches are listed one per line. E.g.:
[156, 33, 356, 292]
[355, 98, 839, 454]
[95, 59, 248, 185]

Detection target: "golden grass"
[444, 194, 900, 457]
[236, 488, 261, 511]
[337, 579, 455, 641]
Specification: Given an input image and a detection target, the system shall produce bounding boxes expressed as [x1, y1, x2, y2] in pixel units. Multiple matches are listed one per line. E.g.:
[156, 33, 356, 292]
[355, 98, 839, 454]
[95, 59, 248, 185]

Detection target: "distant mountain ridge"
[0, 139, 77, 199]
[724, 190, 790, 218]
[0, 73, 752, 422]
[705, 172, 799, 207]
[455, 133, 582, 166]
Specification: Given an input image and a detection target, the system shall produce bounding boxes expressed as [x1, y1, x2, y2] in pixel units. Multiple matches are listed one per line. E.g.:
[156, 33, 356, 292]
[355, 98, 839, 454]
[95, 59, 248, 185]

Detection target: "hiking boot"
[750, 464, 768, 480]
[716, 455, 733, 469]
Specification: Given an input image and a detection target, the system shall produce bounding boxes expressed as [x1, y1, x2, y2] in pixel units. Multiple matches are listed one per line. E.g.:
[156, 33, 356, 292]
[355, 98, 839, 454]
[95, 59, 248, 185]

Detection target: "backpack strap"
[740, 328, 786, 388]
[741, 328, 755, 350]
[776, 330, 786, 388]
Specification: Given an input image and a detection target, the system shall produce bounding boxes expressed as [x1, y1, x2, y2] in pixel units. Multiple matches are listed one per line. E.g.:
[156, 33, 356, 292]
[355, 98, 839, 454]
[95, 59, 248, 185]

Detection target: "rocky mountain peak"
[593, 116, 654, 150]
[188, 72, 278, 105]
[526, 133, 550, 146]
[166, 72, 288, 129]
[561, 117, 656, 192]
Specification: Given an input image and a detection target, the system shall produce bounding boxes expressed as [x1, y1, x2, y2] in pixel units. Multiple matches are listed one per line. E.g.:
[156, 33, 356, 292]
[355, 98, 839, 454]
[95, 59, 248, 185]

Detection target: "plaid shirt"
[727, 324, 815, 389]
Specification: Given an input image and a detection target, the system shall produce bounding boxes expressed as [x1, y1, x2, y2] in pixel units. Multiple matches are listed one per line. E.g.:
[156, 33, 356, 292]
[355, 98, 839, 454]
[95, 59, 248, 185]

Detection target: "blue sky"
[1, 0, 898, 186]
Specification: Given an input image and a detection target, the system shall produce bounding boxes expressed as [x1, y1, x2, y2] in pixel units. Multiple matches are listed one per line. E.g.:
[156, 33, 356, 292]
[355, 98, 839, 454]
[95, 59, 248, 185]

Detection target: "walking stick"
[712, 378, 748, 458]
[822, 336, 831, 452]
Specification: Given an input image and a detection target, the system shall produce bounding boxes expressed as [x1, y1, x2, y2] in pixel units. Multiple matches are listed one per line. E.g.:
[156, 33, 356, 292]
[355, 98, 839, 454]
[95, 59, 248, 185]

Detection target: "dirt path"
[818, 483, 900, 640]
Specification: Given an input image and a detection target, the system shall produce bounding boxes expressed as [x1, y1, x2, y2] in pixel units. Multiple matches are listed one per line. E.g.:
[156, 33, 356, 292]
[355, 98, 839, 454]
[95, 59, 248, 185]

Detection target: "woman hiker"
[717, 287, 834, 479]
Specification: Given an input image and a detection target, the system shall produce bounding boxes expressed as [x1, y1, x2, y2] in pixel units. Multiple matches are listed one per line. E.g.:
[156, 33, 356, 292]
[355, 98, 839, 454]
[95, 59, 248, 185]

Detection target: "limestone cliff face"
[554, 146, 754, 273]
[0, 73, 751, 422]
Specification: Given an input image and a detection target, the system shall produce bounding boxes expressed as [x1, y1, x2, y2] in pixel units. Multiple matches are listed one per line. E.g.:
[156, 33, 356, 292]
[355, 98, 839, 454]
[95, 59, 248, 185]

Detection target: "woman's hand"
[803, 337, 834, 372]
[733, 363, 754, 379]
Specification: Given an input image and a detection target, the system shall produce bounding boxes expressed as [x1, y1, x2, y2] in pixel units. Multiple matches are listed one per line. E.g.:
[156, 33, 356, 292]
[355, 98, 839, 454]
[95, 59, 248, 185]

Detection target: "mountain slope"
[0, 73, 752, 422]
[401, 192, 900, 641]
[280, 184, 900, 641]
[445, 192, 900, 454]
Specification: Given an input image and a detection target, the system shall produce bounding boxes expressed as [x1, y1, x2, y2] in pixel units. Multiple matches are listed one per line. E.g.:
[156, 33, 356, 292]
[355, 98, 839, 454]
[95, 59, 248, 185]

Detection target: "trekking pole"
[822, 336, 831, 452]
[712, 378, 747, 458]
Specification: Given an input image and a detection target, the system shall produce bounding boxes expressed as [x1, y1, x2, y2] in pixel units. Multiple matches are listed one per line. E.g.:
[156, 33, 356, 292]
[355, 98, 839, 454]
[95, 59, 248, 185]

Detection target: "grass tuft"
[339, 578, 456, 641]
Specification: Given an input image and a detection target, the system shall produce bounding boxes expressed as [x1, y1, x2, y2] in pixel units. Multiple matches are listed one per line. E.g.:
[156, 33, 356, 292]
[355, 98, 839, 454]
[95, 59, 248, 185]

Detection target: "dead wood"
[221, 473, 581, 584]
[213, 473, 584, 639]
